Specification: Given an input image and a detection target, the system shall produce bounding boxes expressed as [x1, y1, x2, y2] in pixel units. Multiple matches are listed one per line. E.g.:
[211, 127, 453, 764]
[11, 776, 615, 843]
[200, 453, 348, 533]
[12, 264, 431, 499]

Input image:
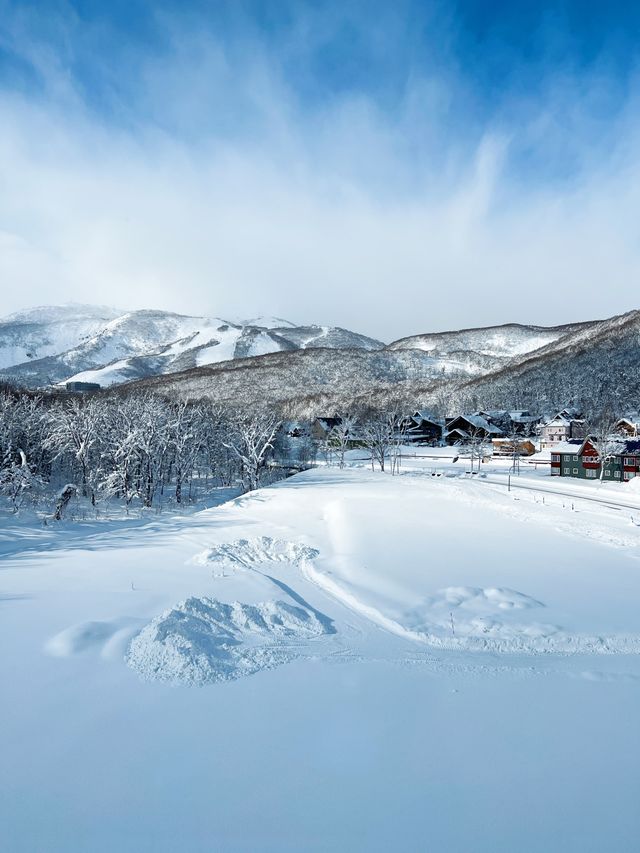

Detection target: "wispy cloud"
[1, 1, 639, 338]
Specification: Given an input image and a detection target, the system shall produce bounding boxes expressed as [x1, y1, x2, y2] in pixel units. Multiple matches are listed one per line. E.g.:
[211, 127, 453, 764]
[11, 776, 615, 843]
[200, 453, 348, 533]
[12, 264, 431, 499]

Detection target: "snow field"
[3, 466, 640, 851]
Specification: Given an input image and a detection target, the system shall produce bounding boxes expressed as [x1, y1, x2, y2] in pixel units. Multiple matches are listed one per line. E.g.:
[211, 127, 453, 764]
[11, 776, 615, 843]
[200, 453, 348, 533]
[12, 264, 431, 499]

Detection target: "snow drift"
[126, 596, 334, 686]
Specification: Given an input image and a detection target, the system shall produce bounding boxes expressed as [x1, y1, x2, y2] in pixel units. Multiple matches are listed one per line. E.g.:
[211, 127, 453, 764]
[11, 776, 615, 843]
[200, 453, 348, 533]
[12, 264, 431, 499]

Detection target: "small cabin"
[491, 438, 536, 457]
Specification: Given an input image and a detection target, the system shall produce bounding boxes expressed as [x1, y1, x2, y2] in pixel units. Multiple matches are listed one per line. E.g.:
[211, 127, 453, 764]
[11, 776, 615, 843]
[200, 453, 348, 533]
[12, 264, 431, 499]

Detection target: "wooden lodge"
[491, 438, 536, 457]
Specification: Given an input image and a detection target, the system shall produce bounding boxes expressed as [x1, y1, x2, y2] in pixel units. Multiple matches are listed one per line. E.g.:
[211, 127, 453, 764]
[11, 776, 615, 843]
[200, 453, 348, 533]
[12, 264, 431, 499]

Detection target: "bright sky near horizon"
[1, 0, 639, 339]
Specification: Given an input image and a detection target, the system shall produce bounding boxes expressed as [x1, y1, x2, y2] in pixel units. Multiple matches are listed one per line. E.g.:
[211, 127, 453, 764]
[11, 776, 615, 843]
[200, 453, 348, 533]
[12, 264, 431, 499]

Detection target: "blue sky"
[1, 0, 639, 337]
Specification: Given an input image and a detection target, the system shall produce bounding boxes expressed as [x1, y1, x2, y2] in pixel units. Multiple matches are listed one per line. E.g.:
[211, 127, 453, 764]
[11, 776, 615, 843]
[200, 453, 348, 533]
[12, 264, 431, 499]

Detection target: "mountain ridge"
[0, 305, 384, 388]
[1, 305, 638, 415]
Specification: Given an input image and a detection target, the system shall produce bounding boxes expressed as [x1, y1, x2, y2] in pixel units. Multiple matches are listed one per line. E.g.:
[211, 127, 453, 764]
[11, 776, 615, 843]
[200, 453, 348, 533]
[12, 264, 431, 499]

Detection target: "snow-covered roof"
[558, 406, 583, 419]
[412, 411, 440, 424]
[477, 410, 508, 419]
[554, 438, 640, 456]
[459, 414, 504, 434]
[551, 440, 584, 454]
[509, 413, 539, 424]
[545, 408, 585, 427]
[544, 415, 571, 427]
[445, 427, 471, 439]
[616, 417, 640, 428]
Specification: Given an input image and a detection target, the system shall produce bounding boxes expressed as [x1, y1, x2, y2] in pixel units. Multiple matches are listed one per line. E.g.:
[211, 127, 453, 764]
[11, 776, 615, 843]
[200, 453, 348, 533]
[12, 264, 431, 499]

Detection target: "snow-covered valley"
[2, 466, 640, 851]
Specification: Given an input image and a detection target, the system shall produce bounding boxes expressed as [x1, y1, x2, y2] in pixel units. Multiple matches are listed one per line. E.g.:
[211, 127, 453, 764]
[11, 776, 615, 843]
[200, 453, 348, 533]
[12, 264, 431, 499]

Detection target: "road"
[481, 472, 640, 512]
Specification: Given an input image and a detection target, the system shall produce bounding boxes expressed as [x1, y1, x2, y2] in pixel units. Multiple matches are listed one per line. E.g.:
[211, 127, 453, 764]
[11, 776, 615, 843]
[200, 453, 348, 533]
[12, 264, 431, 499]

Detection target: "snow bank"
[126, 596, 334, 686]
[405, 586, 559, 642]
[192, 536, 319, 571]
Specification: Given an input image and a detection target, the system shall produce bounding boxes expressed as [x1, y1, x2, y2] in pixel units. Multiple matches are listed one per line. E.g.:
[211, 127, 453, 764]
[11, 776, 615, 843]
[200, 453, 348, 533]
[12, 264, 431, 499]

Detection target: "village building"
[65, 381, 101, 393]
[399, 412, 444, 445]
[614, 417, 640, 438]
[444, 414, 504, 445]
[507, 411, 541, 435]
[550, 438, 640, 481]
[540, 408, 587, 448]
[310, 416, 364, 449]
[311, 417, 342, 443]
[491, 438, 536, 457]
[476, 410, 511, 431]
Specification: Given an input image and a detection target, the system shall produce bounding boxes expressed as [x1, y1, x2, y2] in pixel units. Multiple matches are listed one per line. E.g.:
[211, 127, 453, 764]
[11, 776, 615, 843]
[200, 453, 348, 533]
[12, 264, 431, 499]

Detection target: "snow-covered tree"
[0, 448, 39, 512]
[43, 397, 102, 503]
[223, 408, 281, 492]
[328, 415, 359, 469]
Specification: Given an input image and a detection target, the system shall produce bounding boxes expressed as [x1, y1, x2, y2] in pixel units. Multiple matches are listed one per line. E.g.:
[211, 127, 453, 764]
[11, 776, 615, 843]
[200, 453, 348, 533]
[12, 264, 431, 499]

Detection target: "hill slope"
[386, 320, 598, 377]
[129, 310, 640, 415]
[0, 306, 383, 388]
[457, 309, 640, 412]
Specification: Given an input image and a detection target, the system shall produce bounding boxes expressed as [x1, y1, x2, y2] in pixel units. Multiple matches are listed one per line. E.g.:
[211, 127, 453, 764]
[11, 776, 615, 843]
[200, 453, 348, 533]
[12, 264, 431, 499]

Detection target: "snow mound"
[126, 596, 333, 686]
[193, 537, 319, 574]
[46, 621, 116, 657]
[45, 618, 143, 659]
[405, 586, 557, 642]
[426, 586, 544, 612]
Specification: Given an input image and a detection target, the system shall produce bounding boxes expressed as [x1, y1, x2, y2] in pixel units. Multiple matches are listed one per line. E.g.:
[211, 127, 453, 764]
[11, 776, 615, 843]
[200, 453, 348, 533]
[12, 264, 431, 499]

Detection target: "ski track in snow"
[43, 510, 640, 689]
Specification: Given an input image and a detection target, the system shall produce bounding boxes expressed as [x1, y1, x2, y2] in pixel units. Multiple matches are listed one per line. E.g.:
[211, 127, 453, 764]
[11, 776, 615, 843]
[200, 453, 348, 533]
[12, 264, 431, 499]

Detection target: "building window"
[573, 455, 578, 461]
[614, 471, 621, 479]
[624, 457, 635, 466]
[551, 454, 560, 462]
[624, 471, 635, 481]
[586, 470, 597, 478]
[605, 470, 611, 476]
[563, 468, 570, 474]
[573, 468, 578, 474]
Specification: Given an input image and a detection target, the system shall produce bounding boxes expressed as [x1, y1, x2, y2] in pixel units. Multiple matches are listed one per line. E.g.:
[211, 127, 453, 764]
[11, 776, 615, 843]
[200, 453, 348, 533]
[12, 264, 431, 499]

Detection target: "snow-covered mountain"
[0, 304, 121, 373]
[131, 309, 640, 415]
[4, 304, 638, 414]
[0, 306, 383, 388]
[386, 320, 598, 377]
[458, 309, 640, 412]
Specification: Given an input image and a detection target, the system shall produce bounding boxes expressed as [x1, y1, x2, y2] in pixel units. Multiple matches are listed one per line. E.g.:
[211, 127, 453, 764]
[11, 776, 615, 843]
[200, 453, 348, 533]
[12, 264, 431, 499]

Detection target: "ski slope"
[1, 468, 640, 851]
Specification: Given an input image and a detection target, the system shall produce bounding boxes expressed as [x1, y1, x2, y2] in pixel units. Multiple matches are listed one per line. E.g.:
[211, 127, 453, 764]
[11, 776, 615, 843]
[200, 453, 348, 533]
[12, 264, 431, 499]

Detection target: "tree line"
[0, 390, 283, 516]
[0, 388, 424, 516]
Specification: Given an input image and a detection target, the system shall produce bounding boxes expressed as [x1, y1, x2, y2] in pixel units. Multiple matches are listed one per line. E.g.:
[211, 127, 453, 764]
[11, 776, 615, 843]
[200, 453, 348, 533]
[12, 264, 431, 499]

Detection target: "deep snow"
[1, 467, 640, 852]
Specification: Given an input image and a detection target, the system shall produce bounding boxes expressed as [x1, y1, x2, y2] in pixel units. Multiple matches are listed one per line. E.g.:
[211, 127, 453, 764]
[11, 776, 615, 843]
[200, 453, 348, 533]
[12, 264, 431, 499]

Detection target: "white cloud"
[0, 10, 639, 339]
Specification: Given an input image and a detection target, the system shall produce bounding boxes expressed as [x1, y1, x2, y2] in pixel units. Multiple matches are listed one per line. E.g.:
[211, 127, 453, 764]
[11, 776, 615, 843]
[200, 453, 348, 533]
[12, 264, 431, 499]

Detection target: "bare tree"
[328, 415, 358, 469]
[360, 406, 403, 473]
[588, 409, 621, 481]
[467, 425, 488, 474]
[223, 408, 282, 492]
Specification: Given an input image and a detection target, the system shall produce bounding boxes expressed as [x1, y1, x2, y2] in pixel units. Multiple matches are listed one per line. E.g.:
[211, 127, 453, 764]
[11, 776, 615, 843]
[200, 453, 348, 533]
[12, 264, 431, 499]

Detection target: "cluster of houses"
[543, 411, 640, 482]
[308, 407, 640, 483]
[313, 409, 543, 454]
